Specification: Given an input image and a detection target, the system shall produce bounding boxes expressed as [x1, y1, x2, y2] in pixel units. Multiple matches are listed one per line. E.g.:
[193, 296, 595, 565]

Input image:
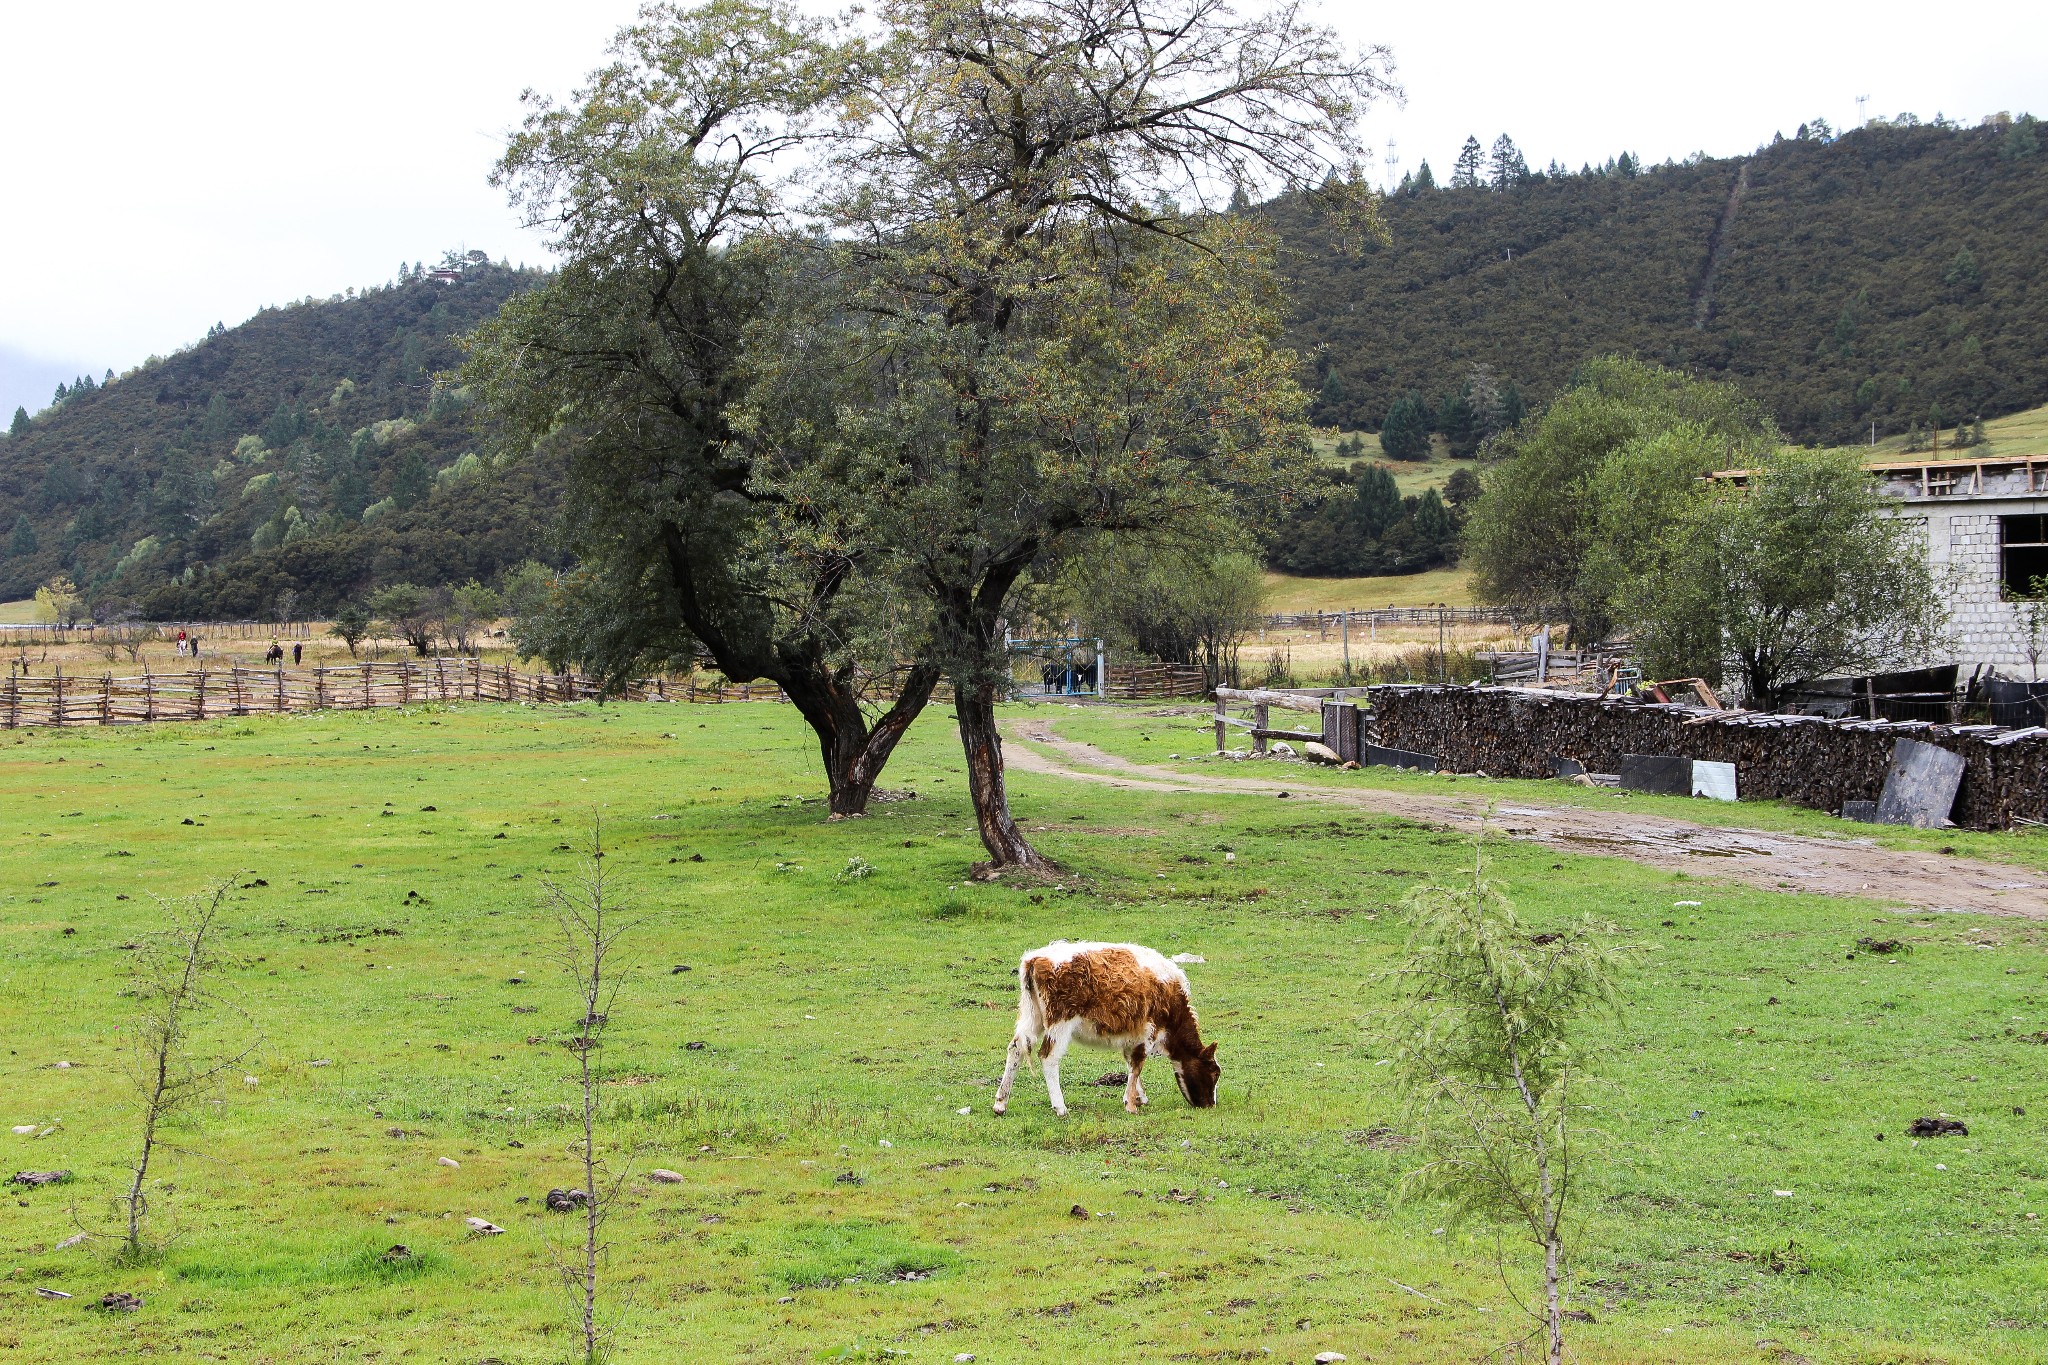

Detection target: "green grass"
[1262, 566, 1477, 613]
[0, 598, 40, 625]
[1816, 398, 2048, 462]
[2, 700, 2045, 1362]
[1313, 428, 1467, 497]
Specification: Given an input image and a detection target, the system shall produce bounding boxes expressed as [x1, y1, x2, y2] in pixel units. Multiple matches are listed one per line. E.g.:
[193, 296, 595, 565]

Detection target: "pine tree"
[389, 449, 432, 510]
[1488, 134, 1528, 189]
[1411, 159, 1436, 191]
[7, 515, 36, 558]
[1439, 389, 1478, 457]
[1615, 151, 1640, 177]
[1451, 137, 1484, 189]
[1355, 463, 1403, 539]
[8, 407, 26, 436]
[1380, 394, 1431, 461]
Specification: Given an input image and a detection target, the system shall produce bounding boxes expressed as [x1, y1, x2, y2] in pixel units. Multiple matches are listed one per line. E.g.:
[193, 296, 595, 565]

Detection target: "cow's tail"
[1014, 955, 1045, 1041]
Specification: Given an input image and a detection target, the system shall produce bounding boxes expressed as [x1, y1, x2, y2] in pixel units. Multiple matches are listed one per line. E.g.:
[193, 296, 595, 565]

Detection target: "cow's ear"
[1200, 1042, 1218, 1060]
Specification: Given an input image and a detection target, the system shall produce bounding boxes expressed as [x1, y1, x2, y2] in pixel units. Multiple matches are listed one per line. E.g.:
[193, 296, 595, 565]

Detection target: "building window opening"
[2001, 515, 2048, 598]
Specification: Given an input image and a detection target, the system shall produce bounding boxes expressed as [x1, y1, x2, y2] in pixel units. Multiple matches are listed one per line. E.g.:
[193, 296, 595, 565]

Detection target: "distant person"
[175, 629, 187, 656]
[265, 638, 283, 665]
[189, 634, 200, 661]
[292, 641, 303, 666]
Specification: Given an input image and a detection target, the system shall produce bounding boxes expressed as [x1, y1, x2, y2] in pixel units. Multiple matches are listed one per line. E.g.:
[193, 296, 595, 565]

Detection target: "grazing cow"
[992, 941, 1220, 1117]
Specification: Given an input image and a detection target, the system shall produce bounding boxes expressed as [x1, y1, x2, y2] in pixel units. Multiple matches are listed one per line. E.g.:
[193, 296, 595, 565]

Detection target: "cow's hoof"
[1053, 1107, 1069, 1118]
[991, 1103, 1006, 1116]
[1124, 1102, 1141, 1114]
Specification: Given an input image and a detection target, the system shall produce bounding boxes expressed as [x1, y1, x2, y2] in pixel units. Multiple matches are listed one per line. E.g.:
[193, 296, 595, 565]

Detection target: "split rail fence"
[0, 659, 795, 730]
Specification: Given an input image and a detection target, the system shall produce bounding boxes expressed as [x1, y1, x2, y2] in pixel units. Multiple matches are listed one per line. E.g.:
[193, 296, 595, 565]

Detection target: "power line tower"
[1855, 94, 1869, 129]
[1384, 137, 1400, 192]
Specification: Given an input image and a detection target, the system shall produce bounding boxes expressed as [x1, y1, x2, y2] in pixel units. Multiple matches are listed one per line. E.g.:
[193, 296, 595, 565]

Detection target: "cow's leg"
[993, 1027, 1034, 1116]
[1124, 1045, 1148, 1112]
[1041, 1024, 1074, 1117]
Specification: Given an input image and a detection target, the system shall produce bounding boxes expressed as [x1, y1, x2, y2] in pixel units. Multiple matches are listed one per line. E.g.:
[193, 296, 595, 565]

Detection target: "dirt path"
[1003, 718, 2048, 919]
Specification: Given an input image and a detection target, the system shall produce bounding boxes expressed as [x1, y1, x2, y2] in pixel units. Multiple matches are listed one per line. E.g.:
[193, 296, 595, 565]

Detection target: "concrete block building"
[1869, 456, 2048, 677]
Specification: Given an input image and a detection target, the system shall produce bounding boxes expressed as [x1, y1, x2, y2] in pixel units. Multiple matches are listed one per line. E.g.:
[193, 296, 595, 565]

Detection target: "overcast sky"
[3, 0, 2044, 417]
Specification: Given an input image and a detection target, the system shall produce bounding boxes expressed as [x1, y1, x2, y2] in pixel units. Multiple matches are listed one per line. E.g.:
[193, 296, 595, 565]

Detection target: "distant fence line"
[0, 620, 315, 645]
[1258, 605, 1554, 633]
[0, 660, 801, 730]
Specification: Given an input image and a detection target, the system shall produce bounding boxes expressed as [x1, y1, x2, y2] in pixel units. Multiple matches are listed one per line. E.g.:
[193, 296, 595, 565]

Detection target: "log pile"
[1367, 684, 2048, 830]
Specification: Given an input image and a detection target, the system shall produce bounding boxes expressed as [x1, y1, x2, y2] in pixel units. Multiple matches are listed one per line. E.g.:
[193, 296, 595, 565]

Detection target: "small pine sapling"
[1388, 837, 1634, 1365]
[541, 819, 638, 1363]
[117, 881, 255, 1260]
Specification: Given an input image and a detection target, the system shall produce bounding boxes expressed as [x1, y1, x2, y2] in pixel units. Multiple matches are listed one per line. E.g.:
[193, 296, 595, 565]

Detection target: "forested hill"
[0, 256, 556, 616]
[1277, 116, 2048, 445]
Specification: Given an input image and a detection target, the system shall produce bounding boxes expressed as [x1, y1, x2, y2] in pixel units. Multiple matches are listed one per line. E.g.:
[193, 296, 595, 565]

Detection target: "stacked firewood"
[1367, 684, 2048, 830]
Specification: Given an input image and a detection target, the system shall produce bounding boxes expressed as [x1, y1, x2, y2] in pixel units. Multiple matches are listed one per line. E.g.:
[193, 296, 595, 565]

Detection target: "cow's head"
[1173, 1042, 1220, 1108]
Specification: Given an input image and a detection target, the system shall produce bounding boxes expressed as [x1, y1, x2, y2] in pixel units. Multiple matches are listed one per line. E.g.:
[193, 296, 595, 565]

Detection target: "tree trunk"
[956, 675, 1041, 867]
[1545, 1232, 1563, 1365]
[784, 663, 942, 817]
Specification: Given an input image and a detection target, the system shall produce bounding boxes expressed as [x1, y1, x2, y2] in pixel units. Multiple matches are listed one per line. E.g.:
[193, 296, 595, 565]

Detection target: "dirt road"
[1003, 718, 2048, 919]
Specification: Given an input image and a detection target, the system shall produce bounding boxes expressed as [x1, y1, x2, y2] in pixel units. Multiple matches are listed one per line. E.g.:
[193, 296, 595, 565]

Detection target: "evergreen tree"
[1500, 383, 1527, 429]
[389, 449, 432, 510]
[1438, 389, 1478, 456]
[1318, 368, 1347, 416]
[7, 515, 37, 558]
[1355, 463, 1403, 538]
[1615, 150, 1640, 177]
[1944, 246, 1982, 291]
[1488, 134, 1528, 189]
[9, 406, 26, 436]
[1411, 159, 1436, 191]
[1451, 136, 1484, 188]
[1380, 393, 1431, 460]
[1411, 487, 1456, 557]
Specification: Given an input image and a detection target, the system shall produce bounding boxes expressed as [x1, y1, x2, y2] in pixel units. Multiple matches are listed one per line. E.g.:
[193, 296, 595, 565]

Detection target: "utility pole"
[1855, 94, 1869, 129]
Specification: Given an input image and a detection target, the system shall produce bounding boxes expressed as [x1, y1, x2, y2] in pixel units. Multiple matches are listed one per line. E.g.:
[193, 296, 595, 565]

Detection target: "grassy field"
[1261, 566, 1477, 614]
[1311, 429, 1467, 498]
[1825, 399, 2048, 461]
[2, 700, 2045, 1363]
[0, 599, 39, 625]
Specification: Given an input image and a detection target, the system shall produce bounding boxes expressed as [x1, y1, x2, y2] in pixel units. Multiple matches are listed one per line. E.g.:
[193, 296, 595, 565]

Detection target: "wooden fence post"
[1213, 693, 1226, 753]
[101, 674, 112, 726]
[193, 670, 207, 720]
[143, 670, 155, 722]
[52, 668, 64, 727]
[1252, 699, 1268, 756]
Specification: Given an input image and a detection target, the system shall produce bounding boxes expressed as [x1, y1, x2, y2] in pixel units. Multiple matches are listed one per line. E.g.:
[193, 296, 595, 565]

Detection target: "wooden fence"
[0, 660, 795, 730]
[1258, 605, 1547, 634]
[1102, 663, 1210, 700]
[0, 620, 314, 647]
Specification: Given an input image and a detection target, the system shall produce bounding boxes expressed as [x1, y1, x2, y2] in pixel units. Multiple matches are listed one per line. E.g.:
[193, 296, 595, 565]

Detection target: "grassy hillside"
[1280, 117, 2048, 446]
[0, 258, 555, 616]
[1261, 566, 1475, 613]
[2, 700, 2042, 1361]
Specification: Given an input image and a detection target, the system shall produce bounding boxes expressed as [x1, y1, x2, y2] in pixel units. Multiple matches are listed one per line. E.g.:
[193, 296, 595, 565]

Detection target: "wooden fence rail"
[0, 660, 804, 730]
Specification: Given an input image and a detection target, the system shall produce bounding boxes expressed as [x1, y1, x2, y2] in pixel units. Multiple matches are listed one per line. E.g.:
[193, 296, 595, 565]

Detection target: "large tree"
[466, 0, 942, 816]
[1614, 447, 1950, 706]
[753, 0, 1394, 867]
[1464, 357, 1779, 641]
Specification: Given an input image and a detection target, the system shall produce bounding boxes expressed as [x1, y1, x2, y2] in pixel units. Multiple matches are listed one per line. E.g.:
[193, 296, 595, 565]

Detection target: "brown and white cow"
[992, 941, 1220, 1117]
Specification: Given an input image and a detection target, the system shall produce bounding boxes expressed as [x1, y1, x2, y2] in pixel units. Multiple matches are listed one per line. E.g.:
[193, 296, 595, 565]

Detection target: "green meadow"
[1, 700, 2044, 1363]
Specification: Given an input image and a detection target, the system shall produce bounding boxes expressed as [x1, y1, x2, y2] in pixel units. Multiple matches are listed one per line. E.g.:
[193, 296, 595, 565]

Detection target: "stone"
[9, 1170, 69, 1187]
[648, 1169, 684, 1184]
[1315, 1354, 1348, 1364]
[463, 1217, 505, 1235]
[437, 1156, 460, 1168]
[1170, 952, 1206, 964]
[1875, 738, 1965, 828]
[97, 1292, 143, 1312]
[1302, 741, 1343, 765]
[1619, 753, 1691, 795]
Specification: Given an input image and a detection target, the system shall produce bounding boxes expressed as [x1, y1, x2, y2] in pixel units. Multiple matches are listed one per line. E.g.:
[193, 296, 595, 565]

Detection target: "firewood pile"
[1366, 684, 2048, 830]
